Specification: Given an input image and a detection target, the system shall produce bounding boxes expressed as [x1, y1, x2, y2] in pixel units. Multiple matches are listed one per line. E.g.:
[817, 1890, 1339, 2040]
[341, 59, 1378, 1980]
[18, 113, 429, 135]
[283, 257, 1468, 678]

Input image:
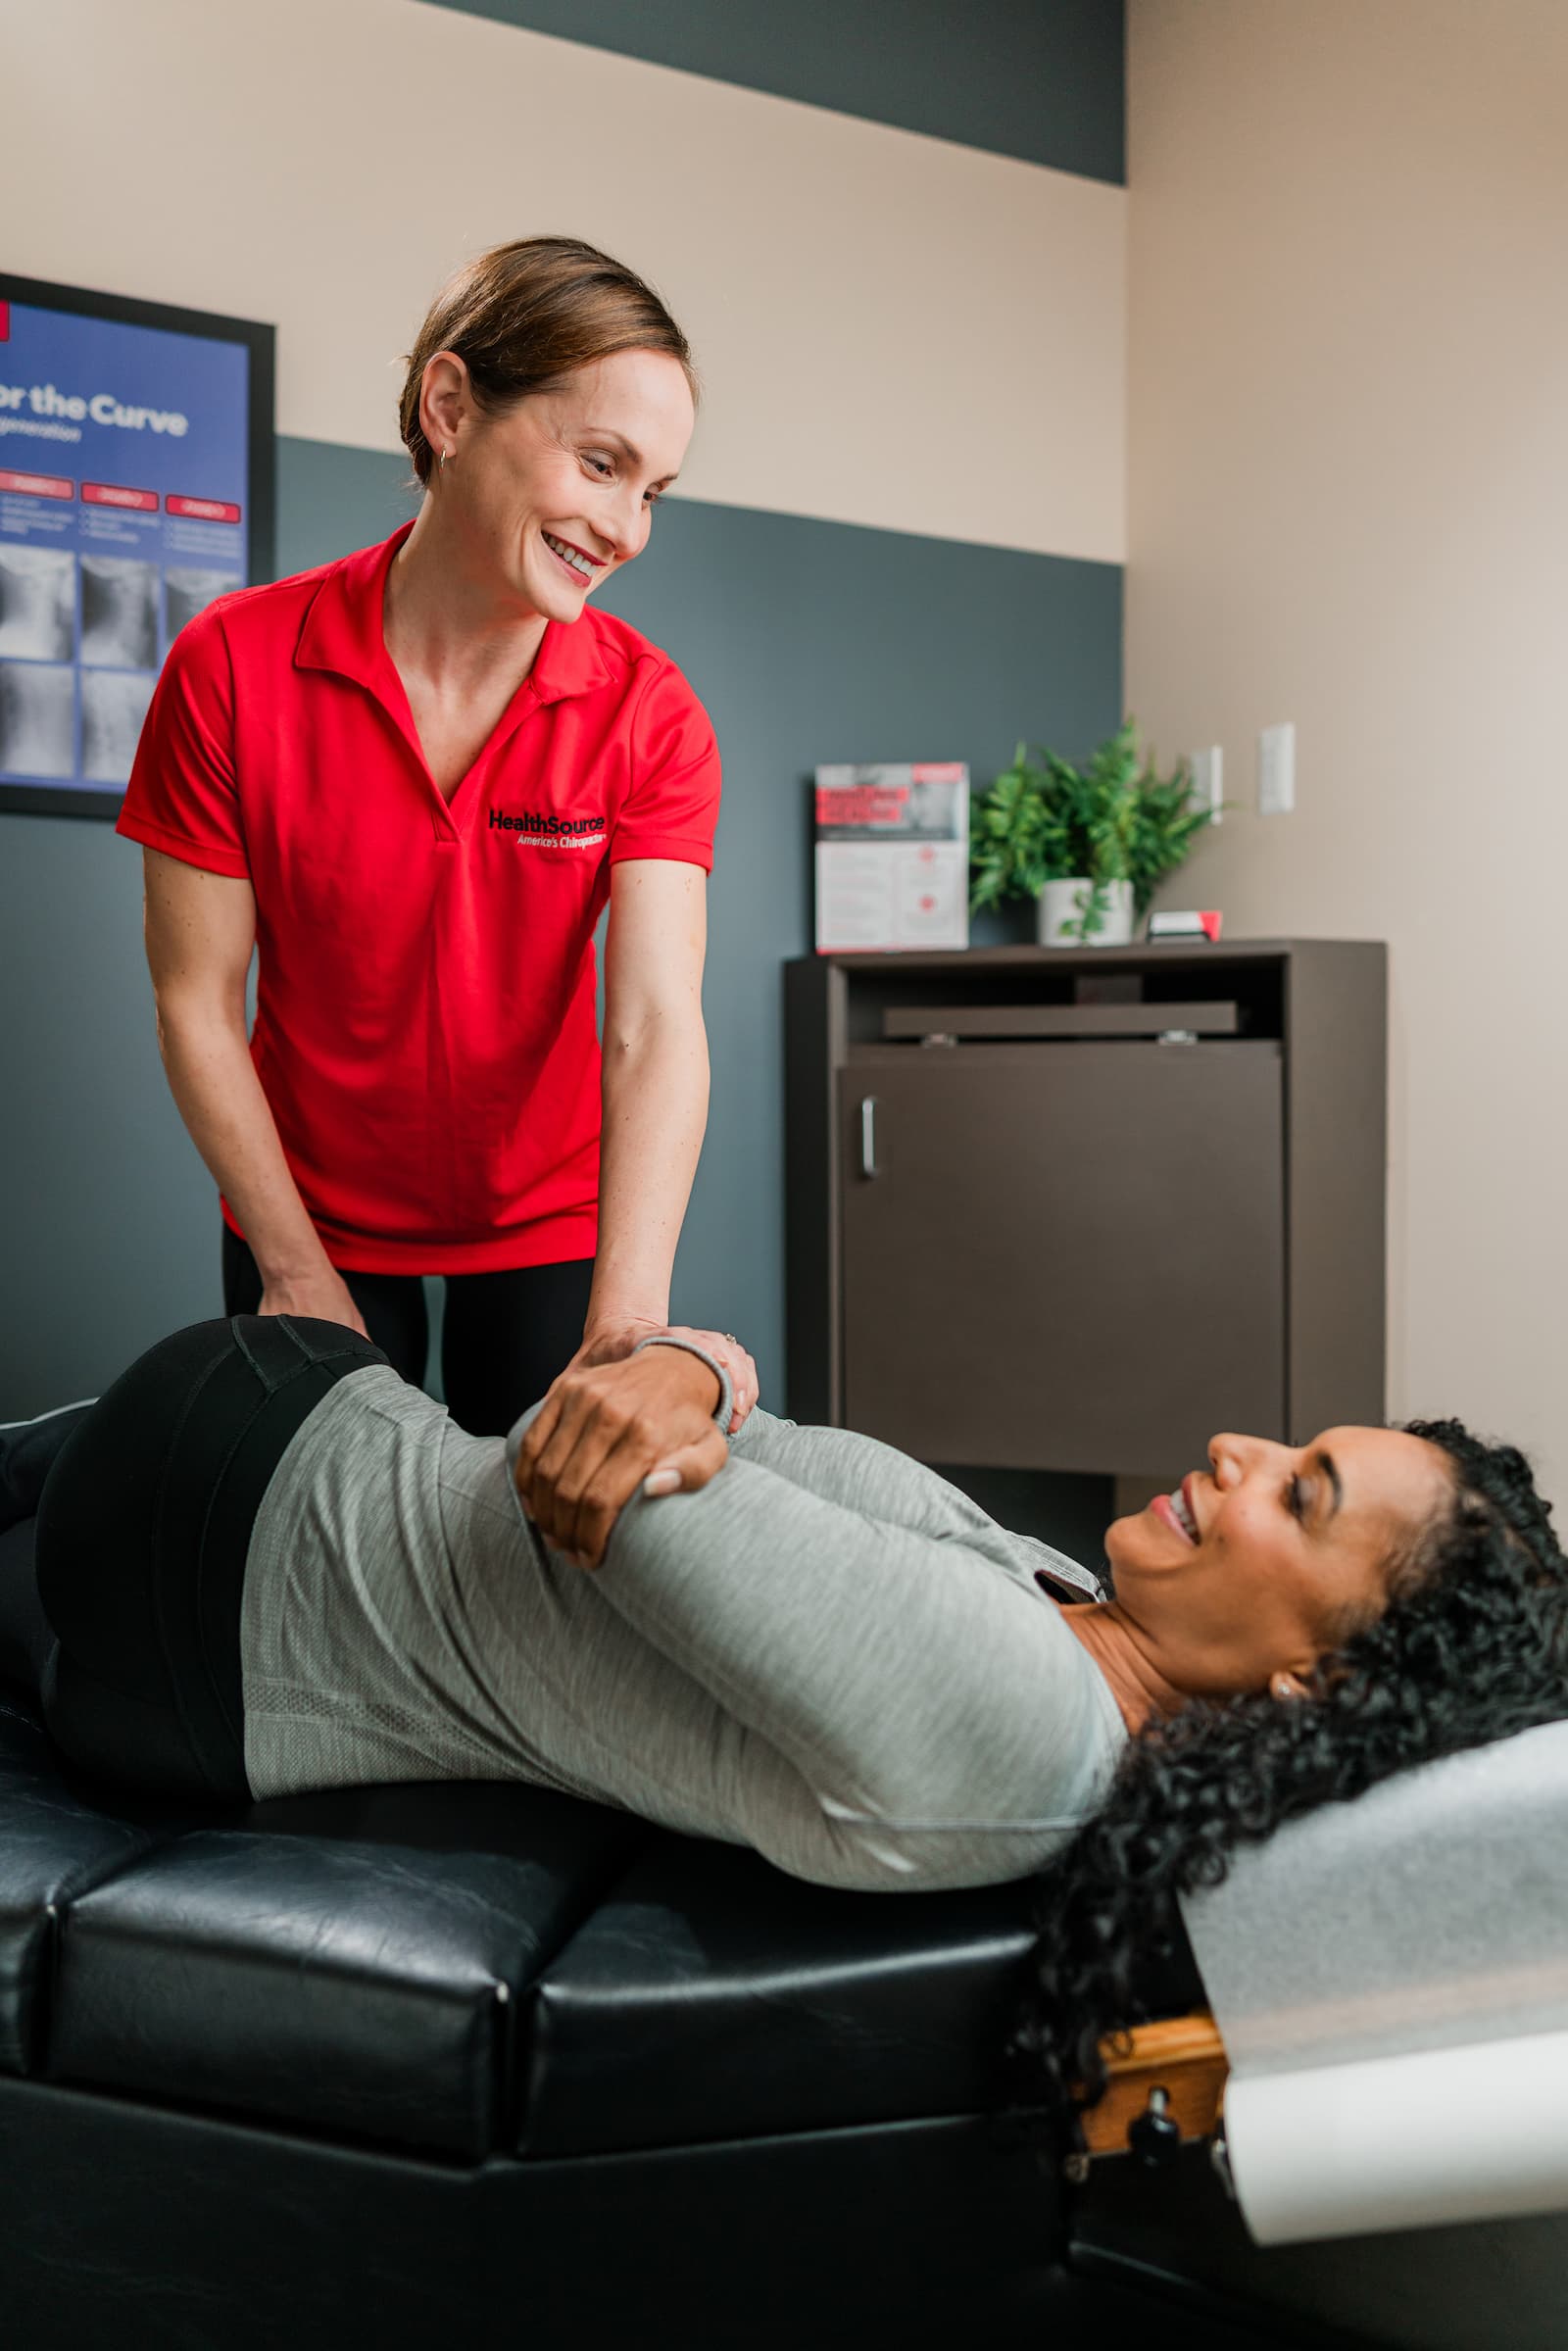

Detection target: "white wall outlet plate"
[1258, 720, 1296, 815]
[1190, 744, 1223, 824]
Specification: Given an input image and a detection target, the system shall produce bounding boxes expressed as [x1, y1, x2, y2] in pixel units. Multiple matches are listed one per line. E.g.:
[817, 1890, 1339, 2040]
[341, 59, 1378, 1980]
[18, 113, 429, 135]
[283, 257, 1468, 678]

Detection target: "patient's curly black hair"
[1018, 1421, 1568, 2115]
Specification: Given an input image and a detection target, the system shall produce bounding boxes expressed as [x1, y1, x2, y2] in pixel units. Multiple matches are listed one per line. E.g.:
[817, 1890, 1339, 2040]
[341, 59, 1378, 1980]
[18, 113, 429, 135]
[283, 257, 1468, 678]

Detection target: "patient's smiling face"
[1102, 1426, 1454, 1701]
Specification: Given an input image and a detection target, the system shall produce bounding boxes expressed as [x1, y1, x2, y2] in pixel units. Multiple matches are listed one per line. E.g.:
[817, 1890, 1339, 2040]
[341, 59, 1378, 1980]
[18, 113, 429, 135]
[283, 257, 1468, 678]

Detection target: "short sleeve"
[611, 658, 721, 871]
[115, 605, 249, 878]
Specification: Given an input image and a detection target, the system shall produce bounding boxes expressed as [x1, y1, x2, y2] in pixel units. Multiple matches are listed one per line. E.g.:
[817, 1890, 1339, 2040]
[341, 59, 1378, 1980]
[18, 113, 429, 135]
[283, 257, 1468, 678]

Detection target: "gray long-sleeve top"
[240, 1361, 1126, 1892]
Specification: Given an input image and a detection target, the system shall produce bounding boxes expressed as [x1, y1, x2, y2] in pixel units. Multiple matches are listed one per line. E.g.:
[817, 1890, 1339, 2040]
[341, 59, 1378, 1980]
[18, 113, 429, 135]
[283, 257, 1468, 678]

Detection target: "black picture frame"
[0, 272, 274, 821]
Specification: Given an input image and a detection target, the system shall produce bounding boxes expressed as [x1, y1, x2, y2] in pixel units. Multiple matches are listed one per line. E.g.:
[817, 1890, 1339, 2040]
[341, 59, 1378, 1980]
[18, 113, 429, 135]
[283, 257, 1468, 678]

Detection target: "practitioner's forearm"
[585, 1011, 709, 1342]
[142, 844, 349, 1314]
[154, 994, 333, 1290]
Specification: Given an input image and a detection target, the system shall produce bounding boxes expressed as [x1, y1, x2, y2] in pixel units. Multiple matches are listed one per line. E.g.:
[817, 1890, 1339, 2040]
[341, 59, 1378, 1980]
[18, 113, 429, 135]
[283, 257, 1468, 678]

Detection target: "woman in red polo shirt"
[118, 237, 754, 1436]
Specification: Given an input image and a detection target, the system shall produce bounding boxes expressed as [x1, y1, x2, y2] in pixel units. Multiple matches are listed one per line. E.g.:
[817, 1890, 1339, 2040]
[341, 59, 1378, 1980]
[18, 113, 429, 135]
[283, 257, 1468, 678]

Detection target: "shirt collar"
[294, 524, 409, 693]
[294, 521, 618, 706]
[526, 595, 617, 705]
[1026, 1541, 1109, 1605]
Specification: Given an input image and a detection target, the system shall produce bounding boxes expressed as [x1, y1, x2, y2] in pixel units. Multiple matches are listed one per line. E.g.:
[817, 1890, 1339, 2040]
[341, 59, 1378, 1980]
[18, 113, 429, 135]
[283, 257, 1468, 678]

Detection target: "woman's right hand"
[257, 1269, 369, 1340]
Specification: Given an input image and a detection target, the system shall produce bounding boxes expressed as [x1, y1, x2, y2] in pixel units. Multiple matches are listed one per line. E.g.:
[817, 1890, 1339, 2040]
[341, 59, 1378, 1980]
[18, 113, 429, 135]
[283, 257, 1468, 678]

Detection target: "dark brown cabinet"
[785, 942, 1385, 1476]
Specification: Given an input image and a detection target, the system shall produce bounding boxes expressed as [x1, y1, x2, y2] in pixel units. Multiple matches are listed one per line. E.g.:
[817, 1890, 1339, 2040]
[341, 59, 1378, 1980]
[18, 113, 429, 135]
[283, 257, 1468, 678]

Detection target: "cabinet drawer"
[838, 1043, 1284, 1474]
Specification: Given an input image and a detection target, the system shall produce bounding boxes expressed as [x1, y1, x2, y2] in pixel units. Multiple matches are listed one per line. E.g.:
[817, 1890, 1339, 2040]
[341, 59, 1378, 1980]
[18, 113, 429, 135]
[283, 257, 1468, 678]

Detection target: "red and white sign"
[813, 761, 970, 952]
[0, 467, 74, 499]
[83, 481, 159, 513]
[165, 493, 241, 523]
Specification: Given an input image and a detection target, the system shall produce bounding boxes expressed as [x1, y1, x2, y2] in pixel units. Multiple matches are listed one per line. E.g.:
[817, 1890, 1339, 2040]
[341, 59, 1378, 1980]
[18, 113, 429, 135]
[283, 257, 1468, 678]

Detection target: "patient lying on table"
[1, 1313, 1562, 2124]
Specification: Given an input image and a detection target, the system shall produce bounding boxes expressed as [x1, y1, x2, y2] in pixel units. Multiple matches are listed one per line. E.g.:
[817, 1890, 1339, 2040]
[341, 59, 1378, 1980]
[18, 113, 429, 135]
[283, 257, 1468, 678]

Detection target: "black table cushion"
[0, 1689, 173, 2078]
[46, 1771, 647, 2159]
[523, 1831, 1041, 2157]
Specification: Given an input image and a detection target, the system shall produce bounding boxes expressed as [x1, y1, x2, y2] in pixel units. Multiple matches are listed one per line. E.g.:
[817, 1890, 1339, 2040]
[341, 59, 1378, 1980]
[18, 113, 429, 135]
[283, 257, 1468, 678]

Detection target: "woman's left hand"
[572, 1320, 759, 1435]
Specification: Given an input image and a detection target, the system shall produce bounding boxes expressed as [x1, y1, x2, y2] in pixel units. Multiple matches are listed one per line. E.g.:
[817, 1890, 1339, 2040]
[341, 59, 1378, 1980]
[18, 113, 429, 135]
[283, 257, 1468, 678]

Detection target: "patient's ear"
[1269, 1669, 1310, 1703]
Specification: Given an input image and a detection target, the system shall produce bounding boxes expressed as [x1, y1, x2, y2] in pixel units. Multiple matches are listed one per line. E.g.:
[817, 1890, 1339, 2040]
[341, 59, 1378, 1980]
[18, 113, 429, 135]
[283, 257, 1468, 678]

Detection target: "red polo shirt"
[117, 524, 721, 1272]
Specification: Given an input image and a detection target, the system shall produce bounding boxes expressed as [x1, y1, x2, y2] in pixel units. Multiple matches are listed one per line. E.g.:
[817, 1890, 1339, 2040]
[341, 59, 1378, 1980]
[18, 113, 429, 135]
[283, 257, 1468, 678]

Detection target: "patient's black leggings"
[30, 1315, 385, 1801]
[221, 1230, 593, 1437]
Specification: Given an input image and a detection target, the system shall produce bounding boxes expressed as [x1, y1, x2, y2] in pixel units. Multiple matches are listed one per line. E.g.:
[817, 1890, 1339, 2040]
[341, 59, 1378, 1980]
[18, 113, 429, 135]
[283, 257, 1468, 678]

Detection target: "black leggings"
[30, 1315, 386, 1800]
[221, 1230, 594, 1437]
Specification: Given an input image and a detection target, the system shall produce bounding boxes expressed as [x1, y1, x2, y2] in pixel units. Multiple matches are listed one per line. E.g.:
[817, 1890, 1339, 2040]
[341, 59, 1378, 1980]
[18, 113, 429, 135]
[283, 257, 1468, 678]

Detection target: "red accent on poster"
[0, 304, 10, 341]
[82, 481, 159, 513]
[0, 467, 74, 499]
[166, 493, 241, 523]
[814, 784, 909, 827]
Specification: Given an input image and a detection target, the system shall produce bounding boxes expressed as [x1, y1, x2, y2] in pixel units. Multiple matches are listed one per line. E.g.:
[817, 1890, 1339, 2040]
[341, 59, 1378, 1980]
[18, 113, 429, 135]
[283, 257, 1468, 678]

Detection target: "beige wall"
[5, 0, 1124, 561]
[1127, 0, 1568, 1494]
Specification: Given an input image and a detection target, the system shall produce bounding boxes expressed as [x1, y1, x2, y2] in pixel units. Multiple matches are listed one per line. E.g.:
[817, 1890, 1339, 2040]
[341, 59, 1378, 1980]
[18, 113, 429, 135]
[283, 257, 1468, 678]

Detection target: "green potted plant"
[968, 718, 1214, 945]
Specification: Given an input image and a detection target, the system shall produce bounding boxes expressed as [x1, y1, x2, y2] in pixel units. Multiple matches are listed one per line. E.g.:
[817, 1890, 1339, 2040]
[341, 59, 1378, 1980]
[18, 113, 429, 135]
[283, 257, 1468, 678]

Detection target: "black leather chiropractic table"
[3, 1494, 1567, 2349]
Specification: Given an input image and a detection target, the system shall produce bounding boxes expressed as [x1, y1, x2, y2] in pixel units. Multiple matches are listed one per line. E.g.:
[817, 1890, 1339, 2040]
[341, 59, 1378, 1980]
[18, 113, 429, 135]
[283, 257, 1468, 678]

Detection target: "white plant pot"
[1037, 877, 1136, 948]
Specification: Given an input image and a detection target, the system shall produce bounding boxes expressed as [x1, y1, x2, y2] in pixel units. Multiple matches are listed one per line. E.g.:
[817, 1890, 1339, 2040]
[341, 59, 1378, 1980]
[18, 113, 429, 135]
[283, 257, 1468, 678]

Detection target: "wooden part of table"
[1080, 2010, 1229, 2156]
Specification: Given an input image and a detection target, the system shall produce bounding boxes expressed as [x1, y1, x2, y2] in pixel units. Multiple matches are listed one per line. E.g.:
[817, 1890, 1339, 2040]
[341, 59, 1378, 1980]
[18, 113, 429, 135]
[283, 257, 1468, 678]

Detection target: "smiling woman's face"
[1103, 1426, 1454, 1699]
[422, 346, 696, 622]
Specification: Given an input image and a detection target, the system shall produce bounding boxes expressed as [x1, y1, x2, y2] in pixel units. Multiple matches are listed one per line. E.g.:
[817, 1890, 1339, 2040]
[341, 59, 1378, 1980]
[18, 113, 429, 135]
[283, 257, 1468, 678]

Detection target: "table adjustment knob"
[1127, 2085, 1183, 2168]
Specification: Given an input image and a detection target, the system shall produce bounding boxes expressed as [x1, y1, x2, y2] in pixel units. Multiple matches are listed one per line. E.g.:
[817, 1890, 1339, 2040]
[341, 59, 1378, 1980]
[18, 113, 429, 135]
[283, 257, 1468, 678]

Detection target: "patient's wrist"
[631, 1334, 733, 1435]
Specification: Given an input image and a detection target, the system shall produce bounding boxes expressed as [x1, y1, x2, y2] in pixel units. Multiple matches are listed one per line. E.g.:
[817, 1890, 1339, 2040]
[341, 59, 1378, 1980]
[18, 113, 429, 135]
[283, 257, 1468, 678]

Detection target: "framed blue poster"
[0, 273, 274, 819]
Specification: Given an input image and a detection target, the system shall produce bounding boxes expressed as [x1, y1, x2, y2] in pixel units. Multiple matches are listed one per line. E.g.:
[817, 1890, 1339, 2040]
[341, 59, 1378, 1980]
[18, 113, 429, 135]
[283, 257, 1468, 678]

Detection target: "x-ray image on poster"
[0, 274, 273, 817]
[0, 544, 74, 661]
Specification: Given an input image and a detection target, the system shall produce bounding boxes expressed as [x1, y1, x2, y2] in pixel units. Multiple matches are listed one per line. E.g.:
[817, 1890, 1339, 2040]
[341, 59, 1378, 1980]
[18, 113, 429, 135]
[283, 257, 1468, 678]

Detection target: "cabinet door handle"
[859, 1096, 880, 1179]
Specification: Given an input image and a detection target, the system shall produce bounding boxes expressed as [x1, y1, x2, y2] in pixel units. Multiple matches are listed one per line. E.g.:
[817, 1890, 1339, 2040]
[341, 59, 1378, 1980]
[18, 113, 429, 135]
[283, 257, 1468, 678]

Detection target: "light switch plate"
[1190, 745, 1223, 825]
[1258, 721, 1296, 815]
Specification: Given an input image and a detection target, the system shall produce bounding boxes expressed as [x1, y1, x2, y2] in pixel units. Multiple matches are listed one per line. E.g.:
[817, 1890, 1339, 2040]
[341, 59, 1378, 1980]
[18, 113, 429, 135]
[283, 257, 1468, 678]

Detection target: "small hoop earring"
[440, 447, 451, 470]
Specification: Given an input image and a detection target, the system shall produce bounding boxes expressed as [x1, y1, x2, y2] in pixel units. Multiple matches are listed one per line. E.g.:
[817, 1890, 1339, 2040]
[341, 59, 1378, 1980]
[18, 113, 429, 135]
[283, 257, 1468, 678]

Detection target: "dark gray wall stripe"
[1, 433, 1118, 1552]
[421, 0, 1125, 184]
[276, 436, 419, 572]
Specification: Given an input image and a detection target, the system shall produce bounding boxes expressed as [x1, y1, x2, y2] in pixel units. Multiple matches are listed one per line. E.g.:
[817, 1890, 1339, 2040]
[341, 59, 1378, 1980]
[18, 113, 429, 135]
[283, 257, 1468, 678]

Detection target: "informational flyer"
[0, 286, 261, 810]
[813, 762, 970, 952]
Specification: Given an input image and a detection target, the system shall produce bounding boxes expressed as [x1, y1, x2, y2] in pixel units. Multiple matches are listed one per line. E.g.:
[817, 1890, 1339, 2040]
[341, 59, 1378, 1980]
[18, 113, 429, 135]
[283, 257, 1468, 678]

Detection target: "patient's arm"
[726, 1417, 1102, 1599]
[729, 1412, 1017, 1554]
[592, 1449, 1118, 1886]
